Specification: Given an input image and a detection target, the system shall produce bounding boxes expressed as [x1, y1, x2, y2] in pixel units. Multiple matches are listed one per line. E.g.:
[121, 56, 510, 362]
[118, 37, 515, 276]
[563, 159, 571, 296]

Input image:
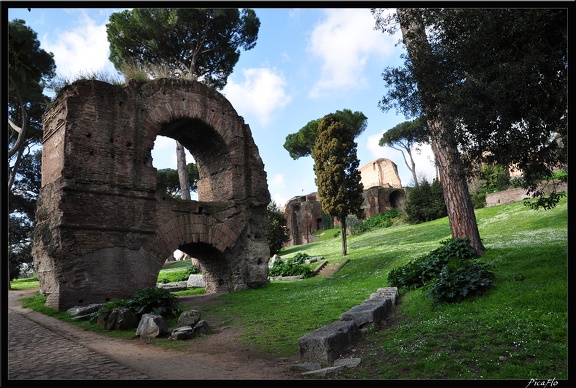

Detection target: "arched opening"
[389, 189, 405, 208]
[33, 78, 271, 311]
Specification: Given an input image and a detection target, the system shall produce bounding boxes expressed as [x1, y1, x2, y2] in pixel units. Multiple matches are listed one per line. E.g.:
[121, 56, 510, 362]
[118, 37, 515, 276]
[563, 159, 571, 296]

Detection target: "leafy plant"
[92, 287, 182, 321]
[268, 253, 314, 278]
[387, 238, 493, 304]
[350, 209, 401, 234]
[404, 179, 447, 224]
[426, 259, 496, 303]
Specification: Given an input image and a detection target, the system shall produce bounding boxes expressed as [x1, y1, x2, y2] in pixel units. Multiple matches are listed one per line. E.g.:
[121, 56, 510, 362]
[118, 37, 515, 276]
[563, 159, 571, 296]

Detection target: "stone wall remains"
[33, 78, 271, 311]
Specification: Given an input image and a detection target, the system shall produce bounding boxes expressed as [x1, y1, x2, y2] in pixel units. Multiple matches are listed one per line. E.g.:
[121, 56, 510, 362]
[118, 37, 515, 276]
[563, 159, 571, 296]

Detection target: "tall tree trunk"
[176, 141, 191, 200]
[397, 8, 485, 255]
[405, 148, 419, 186]
[340, 217, 348, 256]
[429, 120, 485, 254]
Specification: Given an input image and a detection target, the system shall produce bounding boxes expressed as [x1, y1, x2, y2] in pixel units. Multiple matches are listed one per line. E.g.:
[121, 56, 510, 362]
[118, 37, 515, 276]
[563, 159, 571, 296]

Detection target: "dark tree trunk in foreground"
[397, 8, 485, 255]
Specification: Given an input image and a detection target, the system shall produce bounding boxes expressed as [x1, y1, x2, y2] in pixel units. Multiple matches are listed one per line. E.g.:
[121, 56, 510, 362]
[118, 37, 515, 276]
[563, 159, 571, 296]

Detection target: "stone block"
[340, 298, 387, 329]
[187, 274, 206, 288]
[297, 320, 361, 367]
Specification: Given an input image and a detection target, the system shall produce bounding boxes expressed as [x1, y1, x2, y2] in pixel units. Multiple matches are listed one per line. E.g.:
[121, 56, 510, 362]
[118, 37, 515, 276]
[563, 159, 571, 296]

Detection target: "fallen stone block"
[340, 298, 388, 330]
[187, 274, 206, 288]
[136, 313, 170, 339]
[178, 309, 201, 327]
[298, 320, 362, 367]
[370, 287, 399, 305]
[171, 326, 195, 340]
[97, 307, 139, 330]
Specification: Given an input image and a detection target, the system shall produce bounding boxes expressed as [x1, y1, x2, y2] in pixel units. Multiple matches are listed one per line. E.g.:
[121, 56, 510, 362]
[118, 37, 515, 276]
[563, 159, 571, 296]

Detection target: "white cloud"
[269, 173, 286, 188]
[42, 10, 115, 78]
[307, 9, 397, 98]
[273, 194, 289, 209]
[223, 67, 293, 126]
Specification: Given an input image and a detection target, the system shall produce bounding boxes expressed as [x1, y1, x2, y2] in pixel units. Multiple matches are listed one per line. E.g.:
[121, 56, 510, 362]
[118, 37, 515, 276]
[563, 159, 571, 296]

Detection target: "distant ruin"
[33, 78, 271, 311]
[284, 158, 406, 246]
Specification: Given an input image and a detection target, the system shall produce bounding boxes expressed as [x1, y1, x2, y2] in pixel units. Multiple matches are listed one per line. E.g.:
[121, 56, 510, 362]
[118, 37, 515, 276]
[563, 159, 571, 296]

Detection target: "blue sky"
[7, 6, 437, 208]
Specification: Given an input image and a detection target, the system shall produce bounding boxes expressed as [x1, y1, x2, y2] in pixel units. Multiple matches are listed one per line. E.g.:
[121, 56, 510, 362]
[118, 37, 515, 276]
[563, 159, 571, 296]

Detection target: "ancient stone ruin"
[284, 158, 405, 246]
[33, 78, 271, 311]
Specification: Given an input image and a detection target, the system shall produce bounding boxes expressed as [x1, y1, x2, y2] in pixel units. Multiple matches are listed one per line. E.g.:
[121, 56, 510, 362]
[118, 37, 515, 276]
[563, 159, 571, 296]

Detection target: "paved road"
[6, 289, 150, 381]
[5, 288, 300, 381]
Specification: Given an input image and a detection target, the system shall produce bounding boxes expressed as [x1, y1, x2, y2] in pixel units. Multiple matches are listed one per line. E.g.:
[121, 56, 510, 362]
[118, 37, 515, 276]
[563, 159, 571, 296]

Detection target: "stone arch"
[33, 78, 271, 311]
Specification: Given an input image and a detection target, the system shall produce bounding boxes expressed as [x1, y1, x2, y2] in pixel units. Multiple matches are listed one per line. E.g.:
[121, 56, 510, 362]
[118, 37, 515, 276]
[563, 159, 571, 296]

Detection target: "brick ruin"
[32, 78, 271, 311]
[285, 158, 406, 246]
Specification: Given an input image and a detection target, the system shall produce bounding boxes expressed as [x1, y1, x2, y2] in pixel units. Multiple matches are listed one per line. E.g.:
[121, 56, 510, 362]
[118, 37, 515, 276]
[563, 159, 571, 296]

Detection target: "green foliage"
[524, 190, 567, 211]
[267, 201, 291, 256]
[10, 277, 39, 290]
[156, 163, 199, 198]
[426, 259, 496, 303]
[157, 261, 200, 283]
[477, 163, 511, 193]
[350, 209, 401, 234]
[379, 116, 429, 148]
[404, 178, 447, 223]
[312, 113, 365, 255]
[388, 238, 477, 289]
[523, 169, 568, 210]
[387, 238, 494, 304]
[470, 192, 486, 209]
[93, 287, 182, 321]
[9, 150, 42, 279]
[551, 169, 567, 181]
[283, 118, 320, 159]
[284, 109, 368, 160]
[376, 8, 567, 209]
[268, 253, 314, 278]
[106, 8, 260, 90]
[8, 19, 55, 278]
[379, 116, 429, 186]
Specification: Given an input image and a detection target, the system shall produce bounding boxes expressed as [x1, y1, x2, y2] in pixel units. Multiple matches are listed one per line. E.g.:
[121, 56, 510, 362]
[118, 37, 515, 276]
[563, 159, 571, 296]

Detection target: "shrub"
[178, 265, 200, 281]
[405, 179, 447, 224]
[426, 259, 496, 303]
[471, 192, 487, 209]
[269, 253, 314, 278]
[387, 238, 494, 304]
[268, 201, 291, 256]
[350, 209, 401, 234]
[92, 287, 182, 321]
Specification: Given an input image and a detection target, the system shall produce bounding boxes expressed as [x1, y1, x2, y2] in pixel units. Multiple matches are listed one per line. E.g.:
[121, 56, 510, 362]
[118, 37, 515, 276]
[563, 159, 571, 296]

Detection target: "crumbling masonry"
[33, 78, 271, 311]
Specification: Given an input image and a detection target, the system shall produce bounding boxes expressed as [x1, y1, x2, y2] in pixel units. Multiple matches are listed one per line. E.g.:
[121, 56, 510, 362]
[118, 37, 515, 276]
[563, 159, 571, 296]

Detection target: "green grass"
[12, 197, 568, 379]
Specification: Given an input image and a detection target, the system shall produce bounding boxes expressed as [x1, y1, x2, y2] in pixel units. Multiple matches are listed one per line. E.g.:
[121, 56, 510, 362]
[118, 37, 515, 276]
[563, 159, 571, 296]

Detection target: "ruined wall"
[359, 158, 402, 189]
[284, 193, 324, 246]
[485, 181, 567, 207]
[33, 79, 271, 311]
[284, 158, 406, 246]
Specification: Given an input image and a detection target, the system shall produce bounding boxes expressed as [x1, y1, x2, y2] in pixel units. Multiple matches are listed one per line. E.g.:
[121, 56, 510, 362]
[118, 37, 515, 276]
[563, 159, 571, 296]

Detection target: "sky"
[7, 5, 437, 208]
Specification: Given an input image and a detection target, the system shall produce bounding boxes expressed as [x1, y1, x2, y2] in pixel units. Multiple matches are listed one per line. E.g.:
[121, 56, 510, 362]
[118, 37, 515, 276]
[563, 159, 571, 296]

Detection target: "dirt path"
[8, 288, 303, 380]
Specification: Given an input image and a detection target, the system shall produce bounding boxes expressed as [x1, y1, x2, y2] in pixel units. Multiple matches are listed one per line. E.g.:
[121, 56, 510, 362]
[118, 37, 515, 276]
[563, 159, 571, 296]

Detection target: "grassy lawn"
[12, 196, 568, 379]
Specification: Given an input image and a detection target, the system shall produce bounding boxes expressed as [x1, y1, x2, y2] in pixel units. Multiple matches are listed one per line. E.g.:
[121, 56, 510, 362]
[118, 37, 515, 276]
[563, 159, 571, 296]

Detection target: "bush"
[269, 253, 314, 278]
[268, 201, 291, 256]
[387, 238, 494, 304]
[405, 179, 447, 224]
[427, 259, 496, 303]
[349, 209, 401, 234]
[92, 287, 182, 321]
[471, 192, 487, 209]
